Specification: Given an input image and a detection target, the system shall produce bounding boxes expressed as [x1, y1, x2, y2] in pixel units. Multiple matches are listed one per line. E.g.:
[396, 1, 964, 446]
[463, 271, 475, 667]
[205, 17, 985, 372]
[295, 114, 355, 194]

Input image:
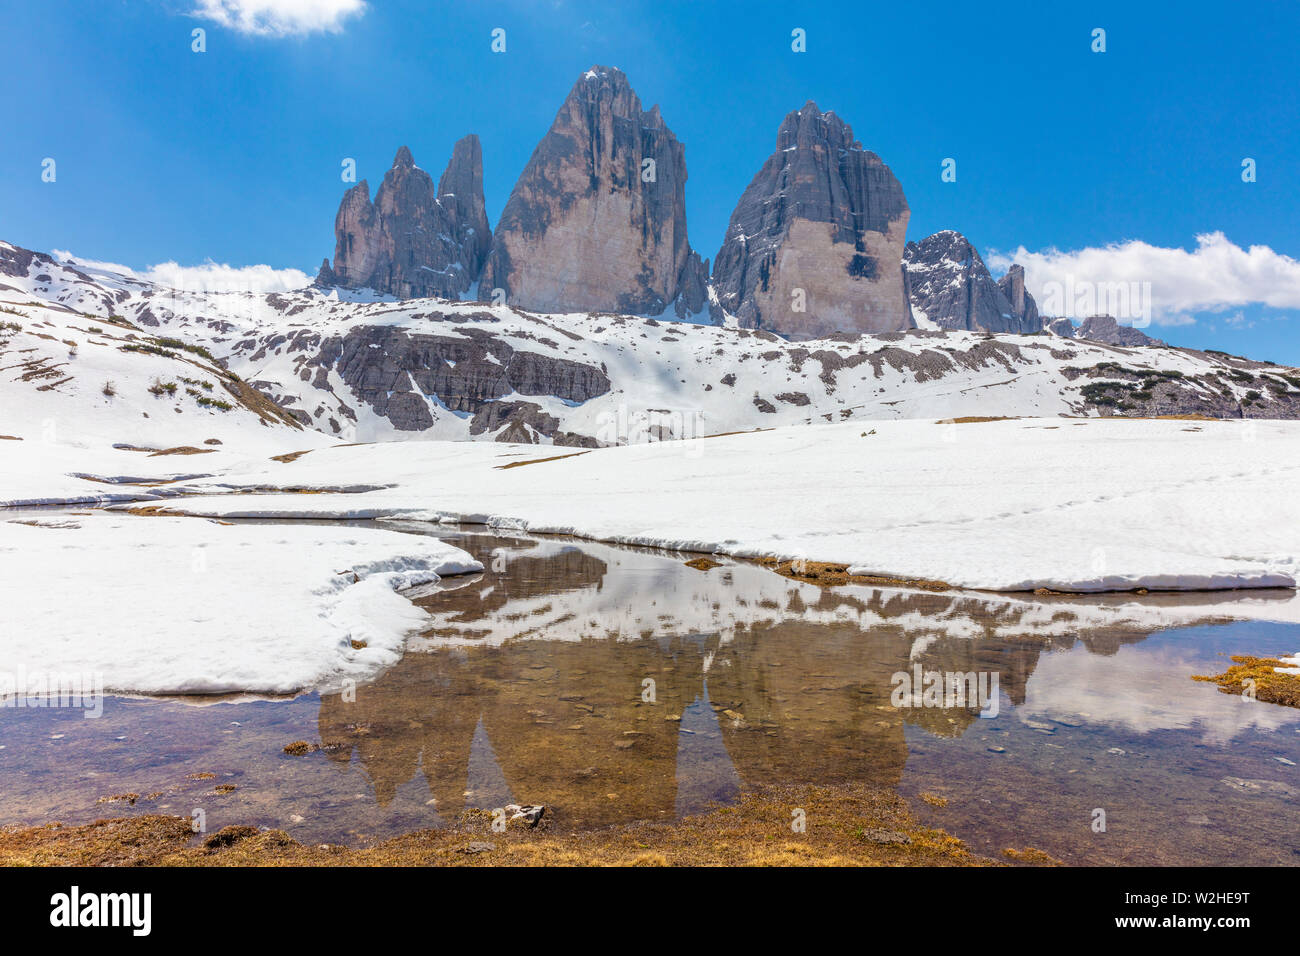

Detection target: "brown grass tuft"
[1003, 846, 1064, 866]
[1193, 656, 1300, 707]
[495, 451, 591, 470]
[147, 446, 217, 457]
[271, 450, 313, 464]
[761, 558, 950, 592]
[684, 557, 722, 571]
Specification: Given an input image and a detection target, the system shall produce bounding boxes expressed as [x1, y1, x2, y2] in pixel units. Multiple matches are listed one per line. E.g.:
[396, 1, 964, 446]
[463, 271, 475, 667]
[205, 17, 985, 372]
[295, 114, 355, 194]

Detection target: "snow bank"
[149, 416, 1300, 597]
[0, 513, 481, 694]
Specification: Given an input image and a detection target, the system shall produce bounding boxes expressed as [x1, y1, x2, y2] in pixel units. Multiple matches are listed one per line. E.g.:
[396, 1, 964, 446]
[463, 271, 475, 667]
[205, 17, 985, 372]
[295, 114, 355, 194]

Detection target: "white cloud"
[987, 232, 1300, 326]
[1021, 643, 1300, 746]
[52, 250, 311, 294]
[191, 0, 366, 37]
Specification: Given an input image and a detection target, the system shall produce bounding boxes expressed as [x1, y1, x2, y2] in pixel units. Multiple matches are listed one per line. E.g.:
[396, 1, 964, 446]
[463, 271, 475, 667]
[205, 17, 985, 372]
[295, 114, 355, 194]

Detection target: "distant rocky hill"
[6, 240, 1298, 452]
[1061, 314, 1164, 347]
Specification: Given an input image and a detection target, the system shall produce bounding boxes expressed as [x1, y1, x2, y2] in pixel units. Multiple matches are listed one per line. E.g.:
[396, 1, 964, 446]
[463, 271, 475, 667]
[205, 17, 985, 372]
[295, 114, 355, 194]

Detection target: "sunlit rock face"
[321, 139, 491, 300]
[711, 102, 911, 338]
[480, 66, 709, 319]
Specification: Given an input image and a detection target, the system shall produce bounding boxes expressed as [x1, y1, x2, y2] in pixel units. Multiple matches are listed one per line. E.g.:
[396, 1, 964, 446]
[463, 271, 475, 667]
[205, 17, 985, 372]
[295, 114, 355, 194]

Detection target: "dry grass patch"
[122, 506, 191, 518]
[1002, 846, 1064, 865]
[1103, 413, 1220, 422]
[701, 427, 774, 440]
[1193, 656, 1300, 708]
[147, 446, 217, 457]
[684, 557, 722, 571]
[0, 784, 1003, 868]
[761, 558, 950, 592]
[495, 451, 591, 470]
[270, 449, 313, 464]
[96, 792, 139, 806]
[0, 816, 197, 867]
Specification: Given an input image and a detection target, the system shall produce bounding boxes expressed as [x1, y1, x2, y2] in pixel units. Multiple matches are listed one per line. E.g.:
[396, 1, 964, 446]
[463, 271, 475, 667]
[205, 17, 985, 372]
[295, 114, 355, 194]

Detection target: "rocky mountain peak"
[902, 230, 1041, 334]
[710, 101, 911, 338]
[436, 134, 492, 284]
[320, 139, 490, 300]
[480, 65, 707, 318]
[315, 257, 335, 286]
[779, 101, 855, 151]
[1074, 314, 1163, 347]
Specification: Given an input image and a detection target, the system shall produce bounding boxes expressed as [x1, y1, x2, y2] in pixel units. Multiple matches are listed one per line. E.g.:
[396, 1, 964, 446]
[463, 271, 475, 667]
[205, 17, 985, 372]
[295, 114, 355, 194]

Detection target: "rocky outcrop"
[314, 258, 335, 286]
[0, 241, 40, 279]
[902, 231, 1041, 333]
[481, 66, 707, 319]
[997, 264, 1040, 332]
[1075, 315, 1164, 347]
[469, 400, 599, 446]
[1047, 316, 1077, 338]
[711, 102, 910, 338]
[312, 324, 611, 432]
[321, 139, 491, 300]
[1048, 314, 1163, 346]
[436, 135, 493, 286]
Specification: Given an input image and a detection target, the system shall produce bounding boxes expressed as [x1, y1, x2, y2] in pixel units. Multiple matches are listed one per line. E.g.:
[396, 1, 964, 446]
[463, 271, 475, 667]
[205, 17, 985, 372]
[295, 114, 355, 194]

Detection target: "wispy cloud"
[53, 250, 311, 294]
[987, 232, 1300, 326]
[191, 0, 366, 38]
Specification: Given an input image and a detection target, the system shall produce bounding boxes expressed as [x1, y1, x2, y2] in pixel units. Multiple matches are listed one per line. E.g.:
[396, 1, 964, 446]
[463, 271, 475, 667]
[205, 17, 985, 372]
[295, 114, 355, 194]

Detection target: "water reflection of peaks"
[317, 531, 1274, 827]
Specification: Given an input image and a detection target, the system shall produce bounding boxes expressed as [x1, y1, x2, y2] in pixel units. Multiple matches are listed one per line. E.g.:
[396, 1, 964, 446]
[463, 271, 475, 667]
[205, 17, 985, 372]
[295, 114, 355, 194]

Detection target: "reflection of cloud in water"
[1020, 643, 1300, 744]
[413, 534, 1300, 652]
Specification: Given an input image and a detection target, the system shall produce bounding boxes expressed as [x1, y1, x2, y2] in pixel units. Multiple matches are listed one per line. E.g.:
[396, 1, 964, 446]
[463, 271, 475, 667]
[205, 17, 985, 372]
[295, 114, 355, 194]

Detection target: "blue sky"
[3, 0, 1299, 361]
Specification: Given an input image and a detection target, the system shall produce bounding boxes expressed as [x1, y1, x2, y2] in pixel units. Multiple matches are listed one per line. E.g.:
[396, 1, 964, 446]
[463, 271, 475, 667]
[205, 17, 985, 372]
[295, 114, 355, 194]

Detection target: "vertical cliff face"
[320, 137, 490, 300]
[436, 135, 493, 287]
[480, 66, 708, 318]
[902, 230, 1042, 333]
[997, 264, 1040, 332]
[710, 102, 911, 338]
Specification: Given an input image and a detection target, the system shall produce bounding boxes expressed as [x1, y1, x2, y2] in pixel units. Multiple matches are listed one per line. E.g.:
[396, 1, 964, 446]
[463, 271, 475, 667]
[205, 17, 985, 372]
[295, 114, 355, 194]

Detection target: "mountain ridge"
[5, 238, 1298, 453]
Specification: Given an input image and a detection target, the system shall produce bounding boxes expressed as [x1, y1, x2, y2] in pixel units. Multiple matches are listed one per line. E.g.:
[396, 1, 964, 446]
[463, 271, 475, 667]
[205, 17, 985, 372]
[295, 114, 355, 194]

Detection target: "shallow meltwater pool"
[2, 521, 1298, 865]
